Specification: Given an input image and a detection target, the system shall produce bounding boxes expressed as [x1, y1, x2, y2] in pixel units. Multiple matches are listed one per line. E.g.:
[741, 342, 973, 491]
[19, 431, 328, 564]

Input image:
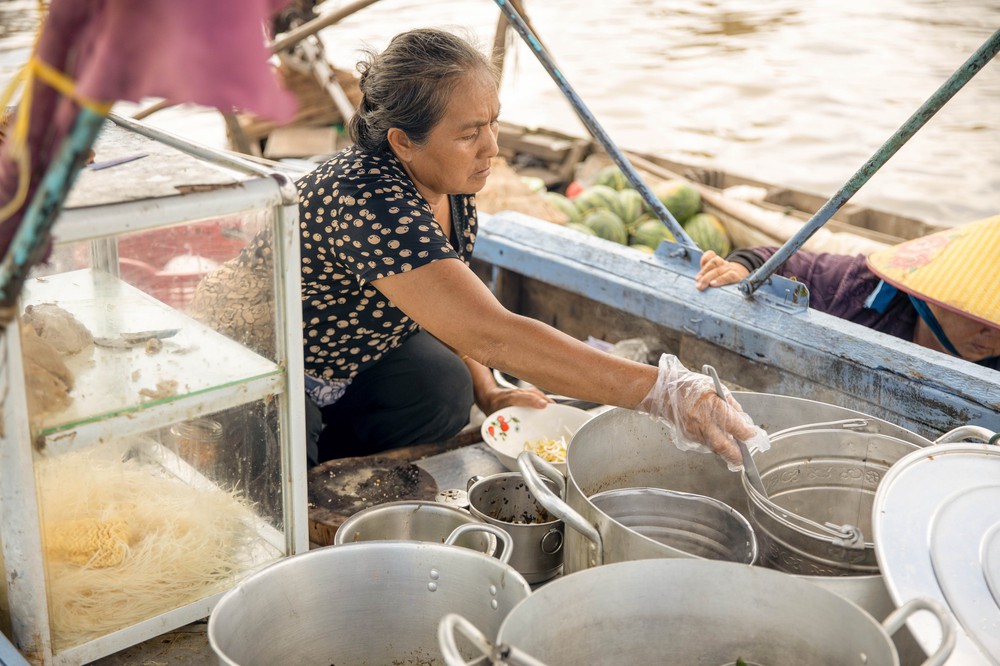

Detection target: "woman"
[694, 215, 1000, 370]
[299, 28, 765, 467]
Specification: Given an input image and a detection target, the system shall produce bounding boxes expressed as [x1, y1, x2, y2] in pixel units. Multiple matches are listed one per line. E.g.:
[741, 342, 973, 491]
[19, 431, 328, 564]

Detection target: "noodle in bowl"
[481, 404, 595, 474]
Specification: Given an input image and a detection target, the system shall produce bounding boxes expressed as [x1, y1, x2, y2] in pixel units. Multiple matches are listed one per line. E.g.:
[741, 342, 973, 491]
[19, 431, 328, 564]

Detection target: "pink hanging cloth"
[0, 0, 297, 263]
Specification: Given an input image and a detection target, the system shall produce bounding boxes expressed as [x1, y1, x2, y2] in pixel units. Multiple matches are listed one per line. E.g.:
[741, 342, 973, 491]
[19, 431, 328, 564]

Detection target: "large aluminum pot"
[333, 500, 493, 553]
[439, 559, 955, 666]
[208, 524, 529, 666]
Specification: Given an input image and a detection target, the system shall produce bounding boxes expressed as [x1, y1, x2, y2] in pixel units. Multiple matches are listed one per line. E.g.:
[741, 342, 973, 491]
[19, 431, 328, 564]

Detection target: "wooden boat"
[228, 83, 998, 437]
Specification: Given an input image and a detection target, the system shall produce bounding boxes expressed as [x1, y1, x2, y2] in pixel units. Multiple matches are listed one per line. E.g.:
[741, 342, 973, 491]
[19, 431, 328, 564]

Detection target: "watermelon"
[544, 191, 582, 225]
[616, 188, 646, 227]
[630, 218, 676, 250]
[581, 209, 628, 245]
[629, 243, 655, 254]
[521, 175, 546, 193]
[565, 222, 597, 236]
[574, 185, 621, 217]
[650, 179, 701, 223]
[684, 213, 731, 257]
[593, 164, 631, 191]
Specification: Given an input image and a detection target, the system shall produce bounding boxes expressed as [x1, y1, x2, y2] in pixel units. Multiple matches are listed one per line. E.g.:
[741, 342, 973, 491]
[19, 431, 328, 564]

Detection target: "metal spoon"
[702, 364, 768, 498]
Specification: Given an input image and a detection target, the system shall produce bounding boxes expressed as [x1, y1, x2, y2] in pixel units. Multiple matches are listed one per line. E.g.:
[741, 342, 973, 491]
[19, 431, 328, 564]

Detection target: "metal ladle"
[702, 364, 768, 498]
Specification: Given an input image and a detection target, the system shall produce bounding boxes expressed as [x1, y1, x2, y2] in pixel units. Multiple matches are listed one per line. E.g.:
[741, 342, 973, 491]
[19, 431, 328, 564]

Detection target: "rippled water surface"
[2, 0, 998, 225]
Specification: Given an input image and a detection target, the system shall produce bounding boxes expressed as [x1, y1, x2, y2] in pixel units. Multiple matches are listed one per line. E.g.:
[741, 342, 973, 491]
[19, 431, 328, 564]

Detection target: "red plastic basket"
[116, 220, 250, 308]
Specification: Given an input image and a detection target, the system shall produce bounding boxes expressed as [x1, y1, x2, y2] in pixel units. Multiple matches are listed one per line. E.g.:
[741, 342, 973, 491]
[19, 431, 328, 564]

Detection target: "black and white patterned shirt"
[297, 146, 478, 407]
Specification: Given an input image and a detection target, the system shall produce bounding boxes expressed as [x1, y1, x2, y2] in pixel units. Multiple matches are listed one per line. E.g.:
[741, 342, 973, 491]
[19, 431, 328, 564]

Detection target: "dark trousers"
[305, 330, 474, 464]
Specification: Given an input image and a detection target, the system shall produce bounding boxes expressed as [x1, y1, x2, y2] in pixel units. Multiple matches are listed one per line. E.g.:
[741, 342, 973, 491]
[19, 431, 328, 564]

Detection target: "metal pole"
[268, 0, 382, 54]
[0, 106, 105, 317]
[492, 0, 696, 248]
[741, 27, 1000, 297]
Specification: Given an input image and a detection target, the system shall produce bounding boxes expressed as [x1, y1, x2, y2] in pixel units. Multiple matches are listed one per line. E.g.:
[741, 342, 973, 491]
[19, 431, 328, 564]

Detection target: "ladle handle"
[702, 364, 768, 496]
[769, 418, 871, 441]
[517, 451, 604, 567]
[932, 425, 997, 445]
[439, 613, 551, 666]
[438, 613, 495, 666]
[881, 598, 955, 666]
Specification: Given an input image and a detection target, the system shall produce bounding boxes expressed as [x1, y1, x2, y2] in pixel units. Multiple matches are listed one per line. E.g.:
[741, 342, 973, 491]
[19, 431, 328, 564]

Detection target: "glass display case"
[0, 114, 307, 665]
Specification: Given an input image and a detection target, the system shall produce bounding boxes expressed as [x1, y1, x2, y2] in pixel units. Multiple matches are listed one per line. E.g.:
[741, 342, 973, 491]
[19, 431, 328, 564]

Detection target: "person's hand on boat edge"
[637, 354, 770, 470]
[694, 250, 749, 291]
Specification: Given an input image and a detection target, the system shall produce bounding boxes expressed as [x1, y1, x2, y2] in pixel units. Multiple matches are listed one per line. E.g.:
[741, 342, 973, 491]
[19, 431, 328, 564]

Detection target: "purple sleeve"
[750, 248, 881, 320]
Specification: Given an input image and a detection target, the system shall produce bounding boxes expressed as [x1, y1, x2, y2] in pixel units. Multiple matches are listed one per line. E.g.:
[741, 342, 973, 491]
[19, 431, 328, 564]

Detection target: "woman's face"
[927, 303, 1000, 361]
[393, 71, 500, 200]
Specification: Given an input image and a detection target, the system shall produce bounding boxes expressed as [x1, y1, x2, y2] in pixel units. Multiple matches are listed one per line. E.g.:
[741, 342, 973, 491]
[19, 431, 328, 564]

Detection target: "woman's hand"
[477, 384, 552, 415]
[694, 251, 749, 291]
[637, 354, 769, 468]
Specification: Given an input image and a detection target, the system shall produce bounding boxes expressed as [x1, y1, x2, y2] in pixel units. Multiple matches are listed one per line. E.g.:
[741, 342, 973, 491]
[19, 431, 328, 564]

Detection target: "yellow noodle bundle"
[44, 517, 130, 568]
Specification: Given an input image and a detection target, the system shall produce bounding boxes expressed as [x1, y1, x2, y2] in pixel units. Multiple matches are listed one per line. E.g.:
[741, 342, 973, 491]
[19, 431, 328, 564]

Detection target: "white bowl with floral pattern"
[480, 404, 595, 474]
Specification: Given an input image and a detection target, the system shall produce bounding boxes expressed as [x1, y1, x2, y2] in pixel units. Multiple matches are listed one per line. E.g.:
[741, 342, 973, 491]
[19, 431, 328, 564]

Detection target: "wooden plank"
[306, 424, 483, 545]
[307, 456, 438, 545]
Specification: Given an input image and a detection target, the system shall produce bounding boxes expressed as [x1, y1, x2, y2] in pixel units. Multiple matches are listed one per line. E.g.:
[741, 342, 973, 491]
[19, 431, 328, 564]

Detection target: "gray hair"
[348, 28, 499, 153]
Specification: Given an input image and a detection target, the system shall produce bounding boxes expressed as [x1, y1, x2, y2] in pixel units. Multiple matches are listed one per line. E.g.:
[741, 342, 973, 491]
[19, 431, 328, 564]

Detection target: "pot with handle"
[334, 499, 496, 555]
[467, 466, 566, 584]
[518, 451, 757, 567]
[208, 523, 529, 666]
[438, 559, 955, 666]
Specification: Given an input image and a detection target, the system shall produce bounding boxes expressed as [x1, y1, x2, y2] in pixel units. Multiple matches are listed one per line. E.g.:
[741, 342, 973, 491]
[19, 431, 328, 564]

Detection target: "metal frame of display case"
[0, 114, 308, 666]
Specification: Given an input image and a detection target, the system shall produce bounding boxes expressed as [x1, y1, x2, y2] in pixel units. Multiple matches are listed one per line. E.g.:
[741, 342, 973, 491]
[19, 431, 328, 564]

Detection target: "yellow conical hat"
[866, 215, 1000, 328]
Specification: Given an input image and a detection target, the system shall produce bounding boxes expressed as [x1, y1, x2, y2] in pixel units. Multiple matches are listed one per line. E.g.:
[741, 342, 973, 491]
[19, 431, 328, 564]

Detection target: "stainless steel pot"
[208, 524, 528, 666]
[333, 499, 494, 554]
[467, 470, 565, 584]
[744, 419, 921, 576]
[439, 559, 955, 666]
[743, 417, 995, 579]
[520, 452, 757, 566]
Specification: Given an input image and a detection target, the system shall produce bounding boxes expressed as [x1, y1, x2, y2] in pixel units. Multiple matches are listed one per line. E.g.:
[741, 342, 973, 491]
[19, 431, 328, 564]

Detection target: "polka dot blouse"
[297, 146, 478, 407]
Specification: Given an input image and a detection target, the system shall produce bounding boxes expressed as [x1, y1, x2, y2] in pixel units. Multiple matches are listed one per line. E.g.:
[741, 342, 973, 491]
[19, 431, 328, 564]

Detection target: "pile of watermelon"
[543, 165, 733, 257]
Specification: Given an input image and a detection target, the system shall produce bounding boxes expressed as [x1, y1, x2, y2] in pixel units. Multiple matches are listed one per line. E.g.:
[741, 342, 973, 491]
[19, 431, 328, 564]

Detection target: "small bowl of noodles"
[480, 404, 595, 474]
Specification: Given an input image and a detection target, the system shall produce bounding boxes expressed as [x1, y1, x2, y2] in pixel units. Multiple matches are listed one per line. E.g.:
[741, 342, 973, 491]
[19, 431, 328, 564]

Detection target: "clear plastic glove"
[637, 354, 770, 470]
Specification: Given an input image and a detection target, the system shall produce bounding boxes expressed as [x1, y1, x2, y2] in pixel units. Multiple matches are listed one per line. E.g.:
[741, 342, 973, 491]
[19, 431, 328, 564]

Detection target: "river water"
[2, 0, 999, 226]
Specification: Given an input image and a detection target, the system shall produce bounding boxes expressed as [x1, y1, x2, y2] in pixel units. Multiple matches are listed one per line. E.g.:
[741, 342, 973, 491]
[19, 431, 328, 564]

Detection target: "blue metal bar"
[492, 0, 696, 248]
[741, 27, 1000, 297]
[0, 107, 106, 312]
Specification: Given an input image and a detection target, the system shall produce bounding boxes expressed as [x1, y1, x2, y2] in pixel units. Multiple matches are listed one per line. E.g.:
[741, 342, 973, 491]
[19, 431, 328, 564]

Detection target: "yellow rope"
[0, 1, 112, 225]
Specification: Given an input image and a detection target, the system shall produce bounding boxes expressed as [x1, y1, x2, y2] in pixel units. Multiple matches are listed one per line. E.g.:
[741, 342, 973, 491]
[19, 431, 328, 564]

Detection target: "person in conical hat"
[694, 215, 1000, 369]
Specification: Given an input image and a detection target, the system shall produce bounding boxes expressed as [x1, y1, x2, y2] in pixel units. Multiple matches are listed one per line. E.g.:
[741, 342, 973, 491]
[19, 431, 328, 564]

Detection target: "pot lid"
[873, 443, 1000, 665]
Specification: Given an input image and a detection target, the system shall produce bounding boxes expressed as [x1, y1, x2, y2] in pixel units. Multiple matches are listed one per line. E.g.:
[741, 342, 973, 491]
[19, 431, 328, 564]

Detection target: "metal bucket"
[439, 559, 955, 666]
[467, 471, 565, 584]
[743, 420, 921, 576]
[209, 524, 529, 666]
[333, 500, 493, 554]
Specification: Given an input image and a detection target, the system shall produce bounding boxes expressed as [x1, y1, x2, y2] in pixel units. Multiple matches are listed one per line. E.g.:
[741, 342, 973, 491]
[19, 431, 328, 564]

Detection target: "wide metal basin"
[209, 531, 530, 666]
[440, 559, 954, 666]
